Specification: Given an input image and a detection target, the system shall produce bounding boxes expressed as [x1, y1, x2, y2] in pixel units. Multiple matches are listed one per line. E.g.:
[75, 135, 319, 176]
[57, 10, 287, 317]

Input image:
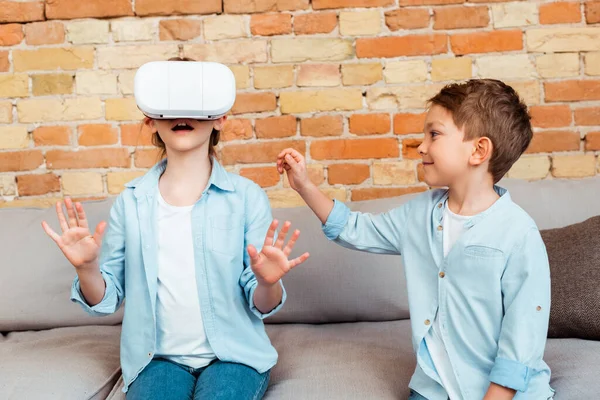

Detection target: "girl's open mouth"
[172, 122, 194, 132]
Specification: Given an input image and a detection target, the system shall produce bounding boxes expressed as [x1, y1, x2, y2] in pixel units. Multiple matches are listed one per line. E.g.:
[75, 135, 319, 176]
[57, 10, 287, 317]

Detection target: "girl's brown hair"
[144, 56, 221, 159]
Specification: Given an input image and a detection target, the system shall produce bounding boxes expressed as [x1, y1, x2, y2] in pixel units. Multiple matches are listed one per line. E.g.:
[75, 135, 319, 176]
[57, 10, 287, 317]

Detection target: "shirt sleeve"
[239, 184, 287, 320]
[70, 194, 126, 316]
[489, 228, 551, 392]
[321, 199, 408, 255]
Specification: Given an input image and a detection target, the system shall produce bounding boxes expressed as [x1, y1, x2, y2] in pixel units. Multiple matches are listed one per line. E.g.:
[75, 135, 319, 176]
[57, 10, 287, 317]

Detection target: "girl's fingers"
[288, 252, 310, 269]
[274, 221, 291, 249]
[55, 201, 69, 232]
[247, 244, 260, 265]
[283, 229, 300, 257]
[75, 202, 89, 230]
[64, 198, 78, 228]
[263, 220, 279, 248]
[41, 221, 62, 246]
[94, 221, 107, 246]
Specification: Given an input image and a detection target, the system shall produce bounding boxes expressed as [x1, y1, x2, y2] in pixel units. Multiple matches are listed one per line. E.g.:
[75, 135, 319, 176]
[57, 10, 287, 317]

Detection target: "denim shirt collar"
[126, 157, 235, 198]
[434, 185, 510, 229]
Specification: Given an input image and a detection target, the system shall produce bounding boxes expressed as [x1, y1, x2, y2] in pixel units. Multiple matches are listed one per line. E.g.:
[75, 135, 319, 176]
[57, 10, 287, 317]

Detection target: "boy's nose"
[417, 142, 426, 155]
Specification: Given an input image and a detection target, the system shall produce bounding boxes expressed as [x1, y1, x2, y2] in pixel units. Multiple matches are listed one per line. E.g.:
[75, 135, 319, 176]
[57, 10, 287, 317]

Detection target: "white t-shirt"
[424, 201, 471, 400]
[154, 191, 216, 369]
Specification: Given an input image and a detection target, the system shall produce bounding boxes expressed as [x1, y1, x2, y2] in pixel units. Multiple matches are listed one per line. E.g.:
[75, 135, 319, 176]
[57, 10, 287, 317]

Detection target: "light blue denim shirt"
[70, 159, 286, 393]
[323, 187, 554, 400]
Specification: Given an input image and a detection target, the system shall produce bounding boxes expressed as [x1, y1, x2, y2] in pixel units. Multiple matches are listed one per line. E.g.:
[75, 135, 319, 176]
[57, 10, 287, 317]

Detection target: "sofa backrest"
[1, 176, 599, 331]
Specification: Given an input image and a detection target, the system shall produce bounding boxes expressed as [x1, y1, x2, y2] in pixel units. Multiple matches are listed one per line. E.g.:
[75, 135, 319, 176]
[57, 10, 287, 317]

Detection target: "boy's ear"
[470, 136, 493, 166]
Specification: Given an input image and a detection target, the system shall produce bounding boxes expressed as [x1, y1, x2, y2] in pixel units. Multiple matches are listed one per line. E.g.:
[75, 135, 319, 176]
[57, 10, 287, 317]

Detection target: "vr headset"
[134, 61, 236, 120]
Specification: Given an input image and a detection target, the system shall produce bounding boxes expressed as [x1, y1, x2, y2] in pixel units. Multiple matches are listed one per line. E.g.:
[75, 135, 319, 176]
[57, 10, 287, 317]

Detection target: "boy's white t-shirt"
[154, 191, 216, 369]
[424, 201, 471, 400]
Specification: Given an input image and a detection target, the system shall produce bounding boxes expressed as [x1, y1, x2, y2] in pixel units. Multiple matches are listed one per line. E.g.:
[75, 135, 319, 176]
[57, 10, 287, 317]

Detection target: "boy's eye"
[430, 131, 440, 137]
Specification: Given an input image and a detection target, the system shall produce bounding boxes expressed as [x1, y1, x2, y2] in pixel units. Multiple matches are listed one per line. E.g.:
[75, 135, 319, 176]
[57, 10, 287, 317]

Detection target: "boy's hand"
[42, 198, 106, 272]
[247, 219, 309, 286]
[276, 148, 311, 193]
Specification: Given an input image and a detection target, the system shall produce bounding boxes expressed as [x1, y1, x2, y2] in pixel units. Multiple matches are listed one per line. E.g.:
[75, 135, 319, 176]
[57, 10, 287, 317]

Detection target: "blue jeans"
[127, 358, 270, 400]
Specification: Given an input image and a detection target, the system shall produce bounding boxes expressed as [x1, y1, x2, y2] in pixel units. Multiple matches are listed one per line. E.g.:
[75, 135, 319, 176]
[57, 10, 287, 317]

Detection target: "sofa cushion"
[540, 216, 600, 340]
[0, 200, 123, 331]
[0, 325, 121, 400]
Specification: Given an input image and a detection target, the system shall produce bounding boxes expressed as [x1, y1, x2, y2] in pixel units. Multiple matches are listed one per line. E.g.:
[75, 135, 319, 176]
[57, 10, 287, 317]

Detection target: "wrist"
[297, 181, 316, 197]
[256, 279, 280, 290]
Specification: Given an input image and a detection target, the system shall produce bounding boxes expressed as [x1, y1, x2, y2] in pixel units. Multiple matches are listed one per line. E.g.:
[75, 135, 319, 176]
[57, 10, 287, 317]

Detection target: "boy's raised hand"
[277, 148, 310, 193]
[41, 197, 106, 271]
[247, 219, 309, 286]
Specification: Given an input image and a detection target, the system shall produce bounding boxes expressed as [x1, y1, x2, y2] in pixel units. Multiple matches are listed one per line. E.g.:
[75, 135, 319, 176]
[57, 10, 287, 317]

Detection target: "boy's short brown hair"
[428, 79, 532, 183]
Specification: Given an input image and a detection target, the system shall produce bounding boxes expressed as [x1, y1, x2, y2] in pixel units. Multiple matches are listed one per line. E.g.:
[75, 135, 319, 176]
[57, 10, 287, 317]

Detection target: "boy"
[277, 79, 554, 400]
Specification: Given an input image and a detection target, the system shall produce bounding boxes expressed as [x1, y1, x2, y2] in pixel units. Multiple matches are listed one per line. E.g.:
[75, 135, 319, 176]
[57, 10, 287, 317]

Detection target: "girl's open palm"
[41, 198, 106, 271]
[247, 220, 309, 286]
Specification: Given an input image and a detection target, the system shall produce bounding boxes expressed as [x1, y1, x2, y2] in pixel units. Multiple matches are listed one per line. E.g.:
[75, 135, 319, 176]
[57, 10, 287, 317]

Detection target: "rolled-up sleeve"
[321, 199, 408, 255]
[240, 183, 287, 319]
[70, 195, 126, 316]
[489, 228, 551, 392]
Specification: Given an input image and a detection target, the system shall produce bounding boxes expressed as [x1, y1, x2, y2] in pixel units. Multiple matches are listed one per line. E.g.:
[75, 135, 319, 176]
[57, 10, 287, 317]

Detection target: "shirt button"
[424, 319, 431, 326]
[438, 203, 443, 209]
[439, 272, 445, 278]
[536, 306, 542, 311]
[437, 225, 443, 231]
[148, 352, 152, 357]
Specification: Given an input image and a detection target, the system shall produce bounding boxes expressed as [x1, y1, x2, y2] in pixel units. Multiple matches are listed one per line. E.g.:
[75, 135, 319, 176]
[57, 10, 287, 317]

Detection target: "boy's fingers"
[247, 244, 260, 264]
[289, 252, 310, 269]
[65, 197, 78, 228]
[274, 221, 291, 249]
[41, 221, 62, 245]
[56, 201, 69, 232]
[263, 220, 279, 248]
[75, 202, 89, 230]
[283, 230, 300, 257]
[94, 221, 107, 246]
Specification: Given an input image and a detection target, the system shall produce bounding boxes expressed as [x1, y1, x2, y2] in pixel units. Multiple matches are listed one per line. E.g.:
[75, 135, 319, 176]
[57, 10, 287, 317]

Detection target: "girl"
[42, 58, 309, 400]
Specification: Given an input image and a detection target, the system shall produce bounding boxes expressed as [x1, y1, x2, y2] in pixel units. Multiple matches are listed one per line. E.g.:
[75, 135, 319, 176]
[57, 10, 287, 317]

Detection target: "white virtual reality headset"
[134, 60, 236, 120]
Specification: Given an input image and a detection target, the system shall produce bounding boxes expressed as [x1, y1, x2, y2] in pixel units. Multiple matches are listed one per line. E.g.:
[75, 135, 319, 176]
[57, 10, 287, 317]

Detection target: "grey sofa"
[1, 177, 599, 400]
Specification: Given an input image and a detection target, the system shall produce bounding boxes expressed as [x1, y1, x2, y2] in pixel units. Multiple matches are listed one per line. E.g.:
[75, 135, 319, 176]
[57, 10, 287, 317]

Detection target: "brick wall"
[0, 0, 599, 208]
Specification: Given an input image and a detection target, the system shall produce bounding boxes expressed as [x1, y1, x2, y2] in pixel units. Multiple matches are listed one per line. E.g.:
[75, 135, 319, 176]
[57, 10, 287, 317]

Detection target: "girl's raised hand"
[247, 219, 309, 286]
[276, 148, 310, 193]
[41, 198, 106, 271]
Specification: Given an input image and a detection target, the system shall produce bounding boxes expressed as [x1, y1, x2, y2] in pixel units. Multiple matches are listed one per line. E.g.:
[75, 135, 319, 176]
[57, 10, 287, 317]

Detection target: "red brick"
[239, 166, 281, 187]
[539, 2, 582, 24]
[224, 0, 309, 13]
[450, 30, 522, 55]
[0, 150, 44, 172]
[33, 126, 71, 146]
[349, 114, 390, 135]
[221, 119, 254, 141]
[78, 124, 118, 146]
[0, 1, 44, 23]
[255, 115, 297, 138]
[585, 131, 600, 150]
[357, 34, 447, 58]
[159, 19, 202, 41]
[574, 107, 600, 126]
[0, 24, 23, 46]
[46, 149, 130, 169]
[402, 138, 422, 159]
[300, 115, 343, 137]
[385, 9, 430, 31]
[328, 163, 370, 185]
[545, 80, 600, 102]
[526, 131, 581, 153]
[46, 0, 133, 19]
[529, 105, 572, 129]
[136, 0, 221, 16]
[121, 123, 154, 146]
[231, 93, 277, 115]
[0, 51, 9, 72]
[585, 1, 600, 24]
[417, 162, 425, 182]
[251, 14, 292, 36]
[17, 173, 60, 196]
[221, 140, 306, 165]
[394, 113, 427, 135]
[351, 186, 426, 201]
[313, 0, 393, 9]
[400, 0, 462, 4]
[434, 6, 489, 30]
[311, 138, 399, 160]
[294, 12, 337, 35]
[134, 148, 164, 168]
[24, 21, 65, 45]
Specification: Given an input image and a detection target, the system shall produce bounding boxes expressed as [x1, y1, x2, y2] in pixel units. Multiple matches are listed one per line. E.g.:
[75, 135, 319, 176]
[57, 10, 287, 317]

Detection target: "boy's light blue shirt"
[323, 186, 555, 400]
[70, 159, 286, 393]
